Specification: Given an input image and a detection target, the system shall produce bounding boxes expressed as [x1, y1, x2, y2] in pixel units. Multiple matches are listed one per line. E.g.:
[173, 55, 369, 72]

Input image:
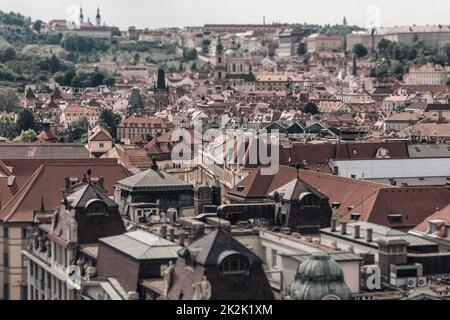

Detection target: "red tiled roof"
[0, 159, 131, 223]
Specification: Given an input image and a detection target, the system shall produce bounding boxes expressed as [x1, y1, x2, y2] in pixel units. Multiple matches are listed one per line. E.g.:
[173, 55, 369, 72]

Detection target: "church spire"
[79, 6, 84, 25]
[96, 6, 101, 26]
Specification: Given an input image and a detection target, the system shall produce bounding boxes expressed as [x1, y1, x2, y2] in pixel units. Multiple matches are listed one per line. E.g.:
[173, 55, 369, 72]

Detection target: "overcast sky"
[2, 0, 449, 30]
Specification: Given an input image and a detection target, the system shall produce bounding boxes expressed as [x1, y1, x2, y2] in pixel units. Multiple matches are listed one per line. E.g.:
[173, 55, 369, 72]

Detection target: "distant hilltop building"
[40, 6, 112, 39]
[346, 25, 450, 53]
[203, 23, 283, 34]
[404, 63, 450, 85]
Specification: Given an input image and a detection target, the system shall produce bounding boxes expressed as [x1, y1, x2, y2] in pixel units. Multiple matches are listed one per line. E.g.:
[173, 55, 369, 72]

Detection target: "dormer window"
[221, 254, 249, 275]
[299, 193, 320, 208]
[428, 220, 445, 235]
[237, 186, 245, 192]
[86, 200, 108, 216]
[388, 214, 403, 224]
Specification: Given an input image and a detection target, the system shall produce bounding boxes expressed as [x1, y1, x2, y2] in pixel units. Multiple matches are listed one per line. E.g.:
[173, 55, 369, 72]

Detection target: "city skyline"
[1, 0, 450, 29]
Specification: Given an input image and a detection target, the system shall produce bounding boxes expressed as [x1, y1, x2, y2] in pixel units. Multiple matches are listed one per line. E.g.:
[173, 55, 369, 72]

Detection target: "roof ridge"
[0, 164, 46, 222]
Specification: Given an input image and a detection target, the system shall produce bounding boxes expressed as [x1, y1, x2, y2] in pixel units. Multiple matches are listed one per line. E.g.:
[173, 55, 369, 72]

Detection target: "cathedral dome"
[287, 253, 353, 300]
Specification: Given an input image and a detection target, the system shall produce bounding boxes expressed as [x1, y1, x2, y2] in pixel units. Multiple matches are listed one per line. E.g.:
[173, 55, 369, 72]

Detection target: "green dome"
[287, 253, 353, 300]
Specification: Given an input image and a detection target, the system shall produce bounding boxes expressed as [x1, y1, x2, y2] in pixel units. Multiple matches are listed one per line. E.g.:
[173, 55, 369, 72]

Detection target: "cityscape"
[0, 0, 450, 305]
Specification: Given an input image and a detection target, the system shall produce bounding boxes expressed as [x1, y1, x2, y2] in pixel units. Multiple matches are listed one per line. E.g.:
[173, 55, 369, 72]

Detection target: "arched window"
[86, 200, 108, 216]
[221, 254, 248, 275]
[299, 193, 320, 208]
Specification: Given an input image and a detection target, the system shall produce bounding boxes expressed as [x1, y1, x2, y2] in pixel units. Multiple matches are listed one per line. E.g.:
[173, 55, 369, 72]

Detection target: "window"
[222, 255, 249, 275]
[99, 143, 104, 148]
[388, 214, 403, 224]
[271, 250, 277, 268]
[260, 246, 267, 264]
[87, 202, 107, 216]
[300, 194, 320, 208]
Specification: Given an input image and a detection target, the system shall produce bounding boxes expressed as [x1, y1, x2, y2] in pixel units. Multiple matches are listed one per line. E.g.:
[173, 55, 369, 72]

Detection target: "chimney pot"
[366, 228, 373, 242]
[331, 219, 337, 232]
[160, 225, 167, 239]
[341, 221, 347, 235]
[168, 228, 175, 242]
[354, 225, 361, 239]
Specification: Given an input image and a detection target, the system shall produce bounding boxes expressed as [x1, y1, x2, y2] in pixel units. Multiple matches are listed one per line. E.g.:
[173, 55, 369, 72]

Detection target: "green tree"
[133, 53, 140, 65]
[70, 117, 89, 142]
[303, 102, 319, 115]
[32, 20, 42, 32]
[97, 109, 121, 139]
[0, 87, 20, 112]
[16, 108, 36, 132]
[14, 129, 37, 142]
[297, 43, 306, 56]
[353, 44, 368, 58]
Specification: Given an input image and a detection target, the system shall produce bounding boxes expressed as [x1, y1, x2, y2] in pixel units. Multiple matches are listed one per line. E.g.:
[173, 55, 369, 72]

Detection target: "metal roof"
[330, 158, 450, 180]
[117, 168, 193, 191]
[408, 144, 450, 158]
[100, 230, 181, 260]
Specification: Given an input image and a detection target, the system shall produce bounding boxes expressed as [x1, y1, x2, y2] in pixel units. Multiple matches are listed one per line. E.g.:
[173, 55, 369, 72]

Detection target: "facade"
[87, 125, 114, 157]
[22, 178, 126, 300]
[61, 106, 101, 128]
[306, 33, 343, 53]
[117, 116, 171, 141]
[0, 159, 130, 300]
[404, 64, 450, 85]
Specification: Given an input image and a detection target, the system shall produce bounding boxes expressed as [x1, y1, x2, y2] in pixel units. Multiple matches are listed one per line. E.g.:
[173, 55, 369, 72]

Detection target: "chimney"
[86, 267, 97, 281]
[160, 225, 167, 239]
[340, 221, 347, 235]
[354, 224, 360, 239]
[179, 230, 185, 246]
[168, 228, 175, 242]
[98, 177, 104, 189]
[366, 228, 373, 242]
[331, 219, 337, 232]
[191, 223, 205, 240]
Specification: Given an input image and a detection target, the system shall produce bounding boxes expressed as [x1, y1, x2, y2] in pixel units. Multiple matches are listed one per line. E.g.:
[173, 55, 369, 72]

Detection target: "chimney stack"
[340, 221, 347, 235]
[331, 219, 337, 232]
[366, 228, 373, 242]
[179, 230, 185, 246]
[168, 228, 175, 242]
[354, 224, 360, 239]
[160, 225, 167, 239]
[98, 177, 104, 189]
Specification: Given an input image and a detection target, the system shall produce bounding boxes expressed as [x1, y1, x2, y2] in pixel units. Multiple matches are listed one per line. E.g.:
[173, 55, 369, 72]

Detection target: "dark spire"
[156, 69, 167, 90]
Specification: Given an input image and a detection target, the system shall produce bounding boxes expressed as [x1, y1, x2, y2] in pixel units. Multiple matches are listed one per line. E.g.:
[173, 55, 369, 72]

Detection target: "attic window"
[222, 255, 249, 275]
[388, 214, 403, 224]
[237, 186, 245, 192]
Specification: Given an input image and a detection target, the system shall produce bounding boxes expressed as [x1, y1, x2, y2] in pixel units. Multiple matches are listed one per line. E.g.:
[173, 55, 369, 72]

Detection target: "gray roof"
[0, 144, 90, 159]
[100, 230, 181, 260]
[67, 184, 118, 209]
[178, 228, 263, 266]
[408, 144, 450, 158]
[117, 168, 193, 192]
[321, 222, 437, 248]
[330, 158, 450, 180]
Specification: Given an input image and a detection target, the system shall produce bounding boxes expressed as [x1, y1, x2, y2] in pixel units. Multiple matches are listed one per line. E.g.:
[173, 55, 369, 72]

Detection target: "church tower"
[214, 36, 226, 89]
[96, 7, 102, 26]
[154, 69, 169, 113]
[79, 7, 84, 26]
